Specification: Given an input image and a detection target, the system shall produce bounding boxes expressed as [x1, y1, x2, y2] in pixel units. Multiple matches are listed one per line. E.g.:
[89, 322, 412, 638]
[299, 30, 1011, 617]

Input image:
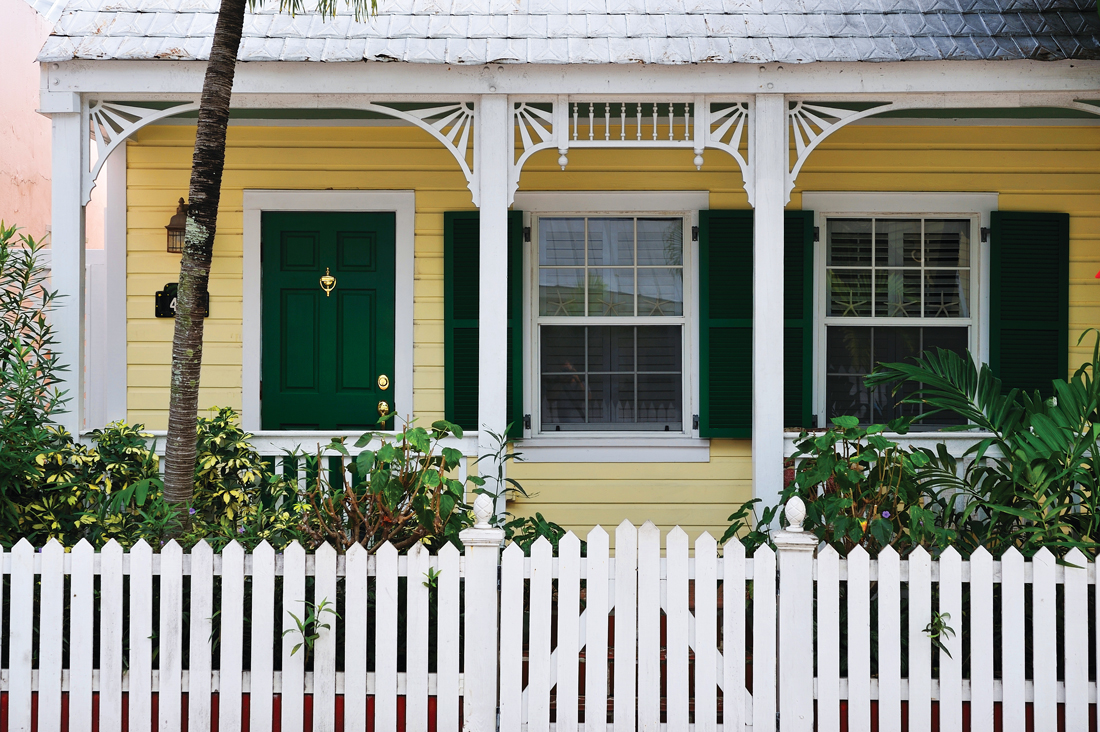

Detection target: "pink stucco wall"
[0, 0, 105, 248]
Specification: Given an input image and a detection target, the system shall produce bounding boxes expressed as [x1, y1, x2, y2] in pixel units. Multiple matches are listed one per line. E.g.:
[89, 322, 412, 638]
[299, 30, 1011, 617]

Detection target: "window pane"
[827, 375, 871, 424]
[541, 375, 587, 426]
[539, 218, 585, 266]
[587, 374, 636, 425]
[874, 269, 921, 317]
[636, 374, 682, 427]
[637, 218, 683, 266]
[588, 218, 634, 266]
[826, 326, 871, 373]
[541, 326, 586, 372]
[637, 269, 683, 316]
[874, 219, 921, 267]
[587, 326, 634, 372]
[588, 268, 634, 316]
[925, 219, 970, 267]
[637, 325, 681, 372]
[539, 268, 585, 316]
[827, 219, 872, 266]
[924, 269, 970, 318]
[828, 270, 872, 317]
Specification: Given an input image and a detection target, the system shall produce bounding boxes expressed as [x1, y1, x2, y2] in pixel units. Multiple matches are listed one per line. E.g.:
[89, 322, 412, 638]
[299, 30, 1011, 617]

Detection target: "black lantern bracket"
[165, 198, 188, 253]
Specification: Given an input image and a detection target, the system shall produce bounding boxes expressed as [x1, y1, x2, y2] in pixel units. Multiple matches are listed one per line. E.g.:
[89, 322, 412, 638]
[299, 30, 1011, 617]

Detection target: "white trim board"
[241, 190, 415, 432]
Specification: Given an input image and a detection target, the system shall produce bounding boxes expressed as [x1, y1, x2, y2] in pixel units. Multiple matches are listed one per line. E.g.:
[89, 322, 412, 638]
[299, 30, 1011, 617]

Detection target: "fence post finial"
[784, 495, 806, 532]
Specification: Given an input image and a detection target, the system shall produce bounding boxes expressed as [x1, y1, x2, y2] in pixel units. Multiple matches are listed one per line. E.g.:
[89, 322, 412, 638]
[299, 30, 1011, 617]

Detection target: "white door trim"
[241, 189, 415, 432]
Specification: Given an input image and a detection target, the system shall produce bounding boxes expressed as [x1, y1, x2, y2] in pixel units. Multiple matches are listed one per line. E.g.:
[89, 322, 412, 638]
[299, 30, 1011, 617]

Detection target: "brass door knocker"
[320, 268, 336, 296]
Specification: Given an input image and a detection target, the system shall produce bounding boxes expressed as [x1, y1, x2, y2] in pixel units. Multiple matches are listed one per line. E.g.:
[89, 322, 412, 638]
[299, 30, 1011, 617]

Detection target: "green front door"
[261, 212, 396, 430]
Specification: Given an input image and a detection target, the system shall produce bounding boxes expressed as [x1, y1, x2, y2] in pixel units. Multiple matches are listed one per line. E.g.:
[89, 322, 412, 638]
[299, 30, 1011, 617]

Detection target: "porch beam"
[752, 94, 786, 511]
[44, 60, 1100, 98]
[476, 94, 511, 512]
[50, 110, 88, 437]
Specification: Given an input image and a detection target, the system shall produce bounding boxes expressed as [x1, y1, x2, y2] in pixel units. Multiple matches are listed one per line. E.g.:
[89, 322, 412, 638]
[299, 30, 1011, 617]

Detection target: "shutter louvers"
[445, 211, 526, 435]
[699, 210, 754, 438]
[784, 210, 815, 430]
[990, 211, 1070, 396]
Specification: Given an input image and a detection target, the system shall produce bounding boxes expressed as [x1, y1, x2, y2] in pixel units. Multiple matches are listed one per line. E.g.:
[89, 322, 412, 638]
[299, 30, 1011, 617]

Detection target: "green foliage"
[300, 419, 478, 552]
[0, 223, 67, 542]
[282, 597, 340, 661]
[725, 332, 1100, 558]
[502, 513, 572, 554]
[923, 610, 956, 658]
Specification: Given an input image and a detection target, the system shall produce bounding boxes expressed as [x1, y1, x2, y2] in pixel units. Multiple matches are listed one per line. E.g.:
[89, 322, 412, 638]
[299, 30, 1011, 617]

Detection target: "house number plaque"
[155, 283, 209, 318]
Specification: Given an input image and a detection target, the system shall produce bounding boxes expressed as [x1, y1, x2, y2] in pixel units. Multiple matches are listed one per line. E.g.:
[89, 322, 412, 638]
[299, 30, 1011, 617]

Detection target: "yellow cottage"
[30, 0, 1100, 540]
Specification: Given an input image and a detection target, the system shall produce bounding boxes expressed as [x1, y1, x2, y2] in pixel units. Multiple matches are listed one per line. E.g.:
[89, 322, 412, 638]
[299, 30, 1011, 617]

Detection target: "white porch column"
[752, 94, 787, 510]
[50, 108, 88, 437]
[476, 95, 511, 505]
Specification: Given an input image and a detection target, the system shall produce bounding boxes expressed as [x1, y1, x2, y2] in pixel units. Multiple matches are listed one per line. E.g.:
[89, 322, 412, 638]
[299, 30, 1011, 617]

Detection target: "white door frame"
[241, 189, 416, 432]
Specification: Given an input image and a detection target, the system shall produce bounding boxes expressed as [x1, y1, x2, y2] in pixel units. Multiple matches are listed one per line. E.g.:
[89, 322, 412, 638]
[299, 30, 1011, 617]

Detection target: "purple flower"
[188, 508, 197, 515]
[238, 527, 246, 534]
[882, 510, 891, 519]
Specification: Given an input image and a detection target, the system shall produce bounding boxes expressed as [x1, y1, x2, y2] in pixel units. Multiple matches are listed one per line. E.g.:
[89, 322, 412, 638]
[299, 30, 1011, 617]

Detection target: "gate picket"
[584, 526, 610, 732]
[220, 541, 245, 732]
[1032, 548, 1057, 731]
[436, 543, 461, 732]
[69, 541, 95, 732]
[129, 540, 154, 732]
[100, 540, 125, 732]
[1000, 548, 1026, 732]
[314, 543, 339, 732]
[969, 547, 994, 732]
[816, 546, 839, 732]
[722, 540, 746, 732]
[528, 537, 554, 732]
[877, 546, 901, 732]
[38, 541, 65, 732]
[375, 542, 399, 731]
[693, 532, 717, 732]
[751, 545, 776, 732]
[637, 522, 662, 732]
[499, 542, 525, 732]
[188, 541, 214, 732]
[665, 528, 690, 732]
[1063, 548, 1088, 730]
[282, 542, 307, 732]
[159, 541, 184, 732]
[343, 544, 369, 732]
[557, 532, 582, 732]
[613, 521, 638, 732]
[847, 546, 870, 732]
[10, 540, 34, 732]
[939, 548, 962, 732]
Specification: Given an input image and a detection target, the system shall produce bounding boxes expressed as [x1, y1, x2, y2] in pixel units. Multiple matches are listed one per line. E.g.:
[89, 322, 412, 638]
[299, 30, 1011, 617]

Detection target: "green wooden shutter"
[989, 211, 1069, 396]
[784, 210, 815, 429]
[444, 211, 525, 436]
[699, 210, 754, 438]
[699, 210, 815, 437]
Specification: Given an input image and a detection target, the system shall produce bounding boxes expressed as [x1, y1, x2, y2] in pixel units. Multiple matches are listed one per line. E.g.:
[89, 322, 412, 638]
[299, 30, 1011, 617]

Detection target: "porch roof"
[30, 0, 1100, 65]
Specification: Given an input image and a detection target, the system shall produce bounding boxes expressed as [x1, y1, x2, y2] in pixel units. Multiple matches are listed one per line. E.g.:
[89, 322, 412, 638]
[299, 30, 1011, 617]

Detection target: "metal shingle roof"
[30, 0, 1100, 63]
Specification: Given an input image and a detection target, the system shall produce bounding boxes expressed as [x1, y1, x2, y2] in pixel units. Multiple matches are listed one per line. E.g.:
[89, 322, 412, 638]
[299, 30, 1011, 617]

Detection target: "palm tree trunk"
[162, 0, 247, 506]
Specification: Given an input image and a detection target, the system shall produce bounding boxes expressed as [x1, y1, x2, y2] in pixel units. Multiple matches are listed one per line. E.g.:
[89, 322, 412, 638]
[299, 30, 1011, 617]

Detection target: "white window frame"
[803, 192, 997, 429]
[513, 191, 709, 462]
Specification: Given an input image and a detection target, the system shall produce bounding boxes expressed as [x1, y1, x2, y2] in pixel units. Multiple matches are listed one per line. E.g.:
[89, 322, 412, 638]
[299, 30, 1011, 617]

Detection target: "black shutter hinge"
[692, 414, 699, 430]
[259, 380, 262, 400]
[980, 227, 990, 242]
[813, 226, 820, 242]
[523, 413, 531, 429]
[691, 225, 699, 242]
[523, 226, 531, 242]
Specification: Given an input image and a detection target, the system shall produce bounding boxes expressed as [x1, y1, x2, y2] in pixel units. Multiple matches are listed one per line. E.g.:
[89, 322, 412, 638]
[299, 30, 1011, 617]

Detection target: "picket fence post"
[460, 493, 505, 732]
[774, 497, 817, 732]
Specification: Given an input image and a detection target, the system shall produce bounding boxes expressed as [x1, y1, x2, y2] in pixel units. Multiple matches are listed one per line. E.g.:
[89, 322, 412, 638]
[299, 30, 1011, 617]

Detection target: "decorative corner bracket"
[82, 99, 201, 205]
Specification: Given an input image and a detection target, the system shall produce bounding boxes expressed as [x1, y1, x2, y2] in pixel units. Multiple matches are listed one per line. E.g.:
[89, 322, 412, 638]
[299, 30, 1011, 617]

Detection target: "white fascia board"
[44, 59, 1100, 98]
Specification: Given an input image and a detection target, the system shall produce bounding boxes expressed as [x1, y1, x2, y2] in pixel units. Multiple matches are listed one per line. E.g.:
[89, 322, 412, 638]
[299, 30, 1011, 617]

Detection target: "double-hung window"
[821, 215, 979, 427]
[534, 215, 689, 433]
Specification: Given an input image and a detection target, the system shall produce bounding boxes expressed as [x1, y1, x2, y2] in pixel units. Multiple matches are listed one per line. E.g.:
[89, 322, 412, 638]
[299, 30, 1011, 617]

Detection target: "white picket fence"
[4, 499, 1098, 732]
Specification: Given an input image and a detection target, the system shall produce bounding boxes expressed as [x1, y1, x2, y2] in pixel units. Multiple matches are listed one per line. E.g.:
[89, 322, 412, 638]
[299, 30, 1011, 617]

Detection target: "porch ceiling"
[29, 0, 1100, 65]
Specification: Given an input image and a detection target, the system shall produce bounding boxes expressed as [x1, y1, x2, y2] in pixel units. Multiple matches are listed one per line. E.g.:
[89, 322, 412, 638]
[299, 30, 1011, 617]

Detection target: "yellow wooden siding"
[125, 121, 1099, 541]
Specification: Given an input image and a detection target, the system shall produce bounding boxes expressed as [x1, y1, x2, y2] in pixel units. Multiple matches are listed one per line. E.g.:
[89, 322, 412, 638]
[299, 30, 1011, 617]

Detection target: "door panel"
[262, 211, 396, 430]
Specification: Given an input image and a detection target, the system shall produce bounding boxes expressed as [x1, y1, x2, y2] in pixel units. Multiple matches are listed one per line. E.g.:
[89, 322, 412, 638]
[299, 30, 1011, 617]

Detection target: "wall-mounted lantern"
[165, 198, 188, 253]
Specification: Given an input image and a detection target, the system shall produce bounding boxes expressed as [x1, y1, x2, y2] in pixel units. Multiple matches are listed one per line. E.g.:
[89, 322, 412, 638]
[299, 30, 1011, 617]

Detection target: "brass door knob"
[378, 401, 390, 416]
[377, 374, 390, 390]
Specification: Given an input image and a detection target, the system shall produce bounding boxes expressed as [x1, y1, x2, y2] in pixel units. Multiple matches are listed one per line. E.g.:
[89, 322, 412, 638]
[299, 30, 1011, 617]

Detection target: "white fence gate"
[3, 498, 1096, 731]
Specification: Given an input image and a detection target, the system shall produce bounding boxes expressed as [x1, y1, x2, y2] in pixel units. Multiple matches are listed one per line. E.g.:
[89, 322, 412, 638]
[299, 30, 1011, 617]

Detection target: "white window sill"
[783, 430, 1000, 458]
[516, 436, 710, 463]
